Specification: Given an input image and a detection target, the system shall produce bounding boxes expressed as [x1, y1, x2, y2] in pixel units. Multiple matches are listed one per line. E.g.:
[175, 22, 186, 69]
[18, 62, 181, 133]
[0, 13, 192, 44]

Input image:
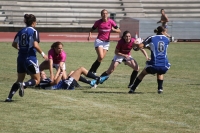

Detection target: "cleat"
[158, 89, 163, 94]
[91, 84, 98, 89]
[90, 80, 97, 87]
[99, 76, 109, 84]
[18, 82, 24, 97]
[95, 77, 101, 85]
[5, 98, 13, 102]
[128, 89, 135, 94]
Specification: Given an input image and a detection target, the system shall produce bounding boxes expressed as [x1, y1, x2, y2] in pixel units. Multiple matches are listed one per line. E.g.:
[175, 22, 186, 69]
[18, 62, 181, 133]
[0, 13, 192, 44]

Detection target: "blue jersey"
[14, 26, 40, 57]
[37, 77, 75, 90]
[143, 34, 170, 68]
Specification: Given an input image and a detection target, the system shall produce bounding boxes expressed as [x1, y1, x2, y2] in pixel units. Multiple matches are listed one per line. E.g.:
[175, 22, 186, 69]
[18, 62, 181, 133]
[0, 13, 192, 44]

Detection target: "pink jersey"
[116, 38, 136, 55]
[93, 18, 117, 41]
[48, 49, 67, 64]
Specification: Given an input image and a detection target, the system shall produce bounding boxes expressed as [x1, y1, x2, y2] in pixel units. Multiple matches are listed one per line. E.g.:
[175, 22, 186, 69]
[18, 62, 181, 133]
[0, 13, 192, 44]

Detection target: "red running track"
[0, 32, 120, 42]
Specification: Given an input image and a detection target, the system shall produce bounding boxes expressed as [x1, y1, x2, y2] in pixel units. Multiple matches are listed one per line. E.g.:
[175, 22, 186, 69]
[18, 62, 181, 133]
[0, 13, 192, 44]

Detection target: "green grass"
[0, 42, 200, 133]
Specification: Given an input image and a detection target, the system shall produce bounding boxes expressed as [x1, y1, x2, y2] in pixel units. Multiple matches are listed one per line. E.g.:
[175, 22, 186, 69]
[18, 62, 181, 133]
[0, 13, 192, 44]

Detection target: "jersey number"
[157, 41, 165, 52]
[21, 33, 27, 46]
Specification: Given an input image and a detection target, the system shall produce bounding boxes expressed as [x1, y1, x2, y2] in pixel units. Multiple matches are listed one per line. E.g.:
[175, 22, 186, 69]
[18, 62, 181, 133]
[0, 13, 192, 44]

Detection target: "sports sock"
[131, 78, 142, 90]
[89, 60, 101, 73]
[79, 76, 90, 84]
[7, 83, 19, 99]
[24, 79, 36, 86]
[86, 71, 99, 80]
[157, 79, 163, 89]
[128, 70, 138, 86]
[100, 71, 109, 77]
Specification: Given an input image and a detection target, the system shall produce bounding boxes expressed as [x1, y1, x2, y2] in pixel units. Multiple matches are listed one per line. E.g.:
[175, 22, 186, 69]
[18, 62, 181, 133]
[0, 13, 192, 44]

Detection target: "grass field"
[0, 42, 200, 133]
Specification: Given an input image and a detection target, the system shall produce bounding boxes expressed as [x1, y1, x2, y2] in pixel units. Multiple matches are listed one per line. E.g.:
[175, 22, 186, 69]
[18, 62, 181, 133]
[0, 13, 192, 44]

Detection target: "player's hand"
[87, 36, 90, 41]
[43, 55, 48, 60]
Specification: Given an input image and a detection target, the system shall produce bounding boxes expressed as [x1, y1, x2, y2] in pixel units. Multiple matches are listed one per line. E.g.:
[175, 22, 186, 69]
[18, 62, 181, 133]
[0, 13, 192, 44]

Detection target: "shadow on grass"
[188, 84, 200, 85]
[83, 91, 144, 94]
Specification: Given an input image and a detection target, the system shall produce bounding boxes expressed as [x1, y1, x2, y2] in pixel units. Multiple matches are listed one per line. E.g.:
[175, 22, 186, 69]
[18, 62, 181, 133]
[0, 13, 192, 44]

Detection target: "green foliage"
[0, 42, 200, 133]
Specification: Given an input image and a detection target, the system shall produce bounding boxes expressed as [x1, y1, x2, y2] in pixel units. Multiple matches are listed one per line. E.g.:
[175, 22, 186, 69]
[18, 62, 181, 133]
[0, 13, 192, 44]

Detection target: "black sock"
[89, 60, 101, 73]
[129, 70, 138, 86]
[24, 79, 36, 86]
[157, 79, 163, 90]
[7, 83, 19, 99]
[79, 76, 91, 84]
[86, 71, 99, 80]
[131, 78, 142, 90]
[100, 71, 109, 77]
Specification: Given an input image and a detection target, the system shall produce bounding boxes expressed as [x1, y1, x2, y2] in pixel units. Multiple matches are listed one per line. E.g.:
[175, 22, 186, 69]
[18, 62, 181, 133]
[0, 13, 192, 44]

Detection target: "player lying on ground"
[37, 66, 109, 90]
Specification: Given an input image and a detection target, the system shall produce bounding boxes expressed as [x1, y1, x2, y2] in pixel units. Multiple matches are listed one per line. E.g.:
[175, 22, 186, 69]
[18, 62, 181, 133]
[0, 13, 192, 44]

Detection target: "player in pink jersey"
[87, 9, 121, 74]
[99, 31, 150, 88]
[39, 41, 67, 81]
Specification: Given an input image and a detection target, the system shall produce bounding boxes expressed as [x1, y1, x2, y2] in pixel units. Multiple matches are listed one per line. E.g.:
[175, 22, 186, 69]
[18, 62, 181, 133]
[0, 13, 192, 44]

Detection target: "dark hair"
[101, 9, 108, 15]
[51, 41, 63, 49]
[122, 30, 131, 38]
[24, 14, 36, 26]
[154, 26, 164, 34]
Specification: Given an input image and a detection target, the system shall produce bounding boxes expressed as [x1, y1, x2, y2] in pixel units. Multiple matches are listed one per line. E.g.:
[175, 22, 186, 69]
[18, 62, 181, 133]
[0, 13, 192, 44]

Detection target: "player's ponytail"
[154, 26, 164, 34]
[24, 14, 36, 26]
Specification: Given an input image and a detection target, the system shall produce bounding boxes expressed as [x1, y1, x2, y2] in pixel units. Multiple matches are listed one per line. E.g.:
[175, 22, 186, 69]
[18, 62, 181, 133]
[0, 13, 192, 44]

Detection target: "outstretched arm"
[140, 49, 150, 60]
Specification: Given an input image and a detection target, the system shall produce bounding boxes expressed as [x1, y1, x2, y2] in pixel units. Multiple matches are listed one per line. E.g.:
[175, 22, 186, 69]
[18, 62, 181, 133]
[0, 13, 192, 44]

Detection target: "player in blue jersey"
[5, 14, 48, 102]
[37, 66, 109, 90]
[129, 26, 171, 94]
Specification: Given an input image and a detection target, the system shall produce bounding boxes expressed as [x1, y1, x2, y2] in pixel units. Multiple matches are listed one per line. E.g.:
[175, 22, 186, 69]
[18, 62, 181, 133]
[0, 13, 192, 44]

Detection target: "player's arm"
[112, 26, 121, 33]
[140, 49, 150, 60]
[51, 67, 63, 85]
[48, 59, 54, 81]
[133, 37, 151, 51]
[12, 42, 19, 50]
[12, 34, 19, 50]
[115, 48, 128, 58]
[87, 26, 96, 41]
[54, 62, 65, 80]
[33, 41, 48, 60]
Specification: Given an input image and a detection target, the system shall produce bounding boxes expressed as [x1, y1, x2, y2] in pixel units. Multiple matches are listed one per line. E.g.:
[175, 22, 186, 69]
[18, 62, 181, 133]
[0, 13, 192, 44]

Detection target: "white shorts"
[53, 63, 66, 70]
[113, 55, 133, 63]
[94, 38, 110, 50]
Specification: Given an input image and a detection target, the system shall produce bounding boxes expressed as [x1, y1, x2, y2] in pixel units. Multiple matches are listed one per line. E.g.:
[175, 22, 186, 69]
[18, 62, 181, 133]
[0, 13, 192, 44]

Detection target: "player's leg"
[5, 73, 26, 101]
[129, 68, 148, 94]
[71, 67, 99, 81]
[39, 60, 49, 71]
[157, 74, 164, 94]
[126, 59, 139, 88]
[89, 40, 108, 73]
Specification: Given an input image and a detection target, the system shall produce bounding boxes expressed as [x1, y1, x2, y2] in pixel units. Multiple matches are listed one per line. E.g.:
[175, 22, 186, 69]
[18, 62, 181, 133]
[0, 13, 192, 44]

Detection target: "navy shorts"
[17, 56, 39, 74]
[146, 66, 169, 75]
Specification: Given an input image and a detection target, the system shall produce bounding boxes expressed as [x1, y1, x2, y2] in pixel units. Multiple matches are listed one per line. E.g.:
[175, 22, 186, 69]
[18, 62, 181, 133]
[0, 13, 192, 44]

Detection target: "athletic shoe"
[99, 76, 109, 84]
[18, 82, 24, 97]
[5, 98, 13, 102]
[90, 80, 97, 87]
[128, 89, 135, 94]
[158, 89, 163, 94]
